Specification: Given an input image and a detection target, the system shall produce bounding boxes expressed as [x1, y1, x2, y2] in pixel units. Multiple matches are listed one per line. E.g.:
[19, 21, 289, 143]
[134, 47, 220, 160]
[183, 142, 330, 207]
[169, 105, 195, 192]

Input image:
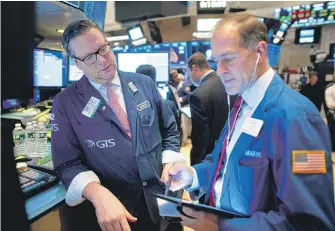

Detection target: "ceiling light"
[56, 29, 64, 33]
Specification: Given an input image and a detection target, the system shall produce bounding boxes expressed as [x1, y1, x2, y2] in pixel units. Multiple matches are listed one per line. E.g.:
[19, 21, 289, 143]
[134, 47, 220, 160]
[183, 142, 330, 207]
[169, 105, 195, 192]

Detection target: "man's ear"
[191, 64, 197, 73]
[256, 41, 267, 63]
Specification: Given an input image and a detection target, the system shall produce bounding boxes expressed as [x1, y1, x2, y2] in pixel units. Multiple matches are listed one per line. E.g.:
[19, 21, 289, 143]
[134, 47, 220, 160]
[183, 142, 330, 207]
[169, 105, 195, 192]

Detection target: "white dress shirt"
[189, 68, 275, 208]
[65, 72, 185, 206]
[88, 71, 127, 113]
[325, 83, 335, 110]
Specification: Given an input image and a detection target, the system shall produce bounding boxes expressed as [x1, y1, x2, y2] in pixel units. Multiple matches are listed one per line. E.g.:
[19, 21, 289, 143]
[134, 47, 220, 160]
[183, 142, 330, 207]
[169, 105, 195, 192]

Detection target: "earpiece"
[256, 53, 260, 66]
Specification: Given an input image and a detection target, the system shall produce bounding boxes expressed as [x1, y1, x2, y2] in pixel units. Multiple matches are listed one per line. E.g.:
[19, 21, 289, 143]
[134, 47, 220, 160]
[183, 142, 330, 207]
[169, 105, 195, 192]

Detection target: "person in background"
[187, 52, 233, 167]
[176, 68, 194, 107]
[300, 71, 325, 111]
[325, 75, 335, 151]
[136, 64, 182, 135]
[52, 20, 183, 231]
[162, 12, 335, 231]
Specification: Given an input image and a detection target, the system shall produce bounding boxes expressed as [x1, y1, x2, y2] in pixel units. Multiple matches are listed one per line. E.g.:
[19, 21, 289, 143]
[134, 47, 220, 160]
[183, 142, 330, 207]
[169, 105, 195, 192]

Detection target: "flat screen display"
[274, 2, 335, 28]
[189, 40, 213, 61]
[128, 26, 144, 41]
[33, 49, 67, 87]
[117, 52, 170, 82]
[68, 57, 84, 82]
[295, 27, 321, 44]
[152, 42, 188, 66]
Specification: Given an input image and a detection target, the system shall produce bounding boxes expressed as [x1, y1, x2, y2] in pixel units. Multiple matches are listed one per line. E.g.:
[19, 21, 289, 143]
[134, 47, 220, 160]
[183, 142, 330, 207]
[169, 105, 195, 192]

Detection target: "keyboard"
[28, 155, 55, 175]
[17, 167, 59, 199]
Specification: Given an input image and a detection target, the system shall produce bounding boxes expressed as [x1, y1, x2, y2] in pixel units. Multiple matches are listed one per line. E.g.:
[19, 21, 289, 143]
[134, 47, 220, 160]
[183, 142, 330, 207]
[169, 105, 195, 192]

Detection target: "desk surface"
[25, 183, 66, 221]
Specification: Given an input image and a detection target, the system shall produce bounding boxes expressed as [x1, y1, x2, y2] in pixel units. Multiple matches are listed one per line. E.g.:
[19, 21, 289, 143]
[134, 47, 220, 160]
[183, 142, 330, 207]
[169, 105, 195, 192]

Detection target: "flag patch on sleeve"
[292, 150, 326, 174]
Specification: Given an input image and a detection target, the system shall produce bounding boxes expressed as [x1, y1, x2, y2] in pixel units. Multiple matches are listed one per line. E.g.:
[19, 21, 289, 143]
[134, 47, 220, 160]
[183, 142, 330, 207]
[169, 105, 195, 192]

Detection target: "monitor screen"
[152, 42, 188, 66]
[189, 40, 213, 61]
[274, 2, 335, 28]
[267, 44, 282, 68]
[295, 27, 321, 44]
[68, 57, 84, 82]
[128, 26, 144, 41]
[2, 99, 21, 110]
[117, 52, 170, 82]
[330, 43, 335, 59]
[112, 45, 130, 54]
[157, 83, 169, 100]
[33, 49, 67, 87]
[130, 44, 153, 53]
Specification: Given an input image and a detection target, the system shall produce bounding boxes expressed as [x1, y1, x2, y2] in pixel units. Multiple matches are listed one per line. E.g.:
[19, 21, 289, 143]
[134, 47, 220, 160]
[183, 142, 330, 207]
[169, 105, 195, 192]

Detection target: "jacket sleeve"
[220, 114, 335, 231]
[149, 79, 180, 152]
[51, 95, 92, 189]
[189, 93, 210, 165]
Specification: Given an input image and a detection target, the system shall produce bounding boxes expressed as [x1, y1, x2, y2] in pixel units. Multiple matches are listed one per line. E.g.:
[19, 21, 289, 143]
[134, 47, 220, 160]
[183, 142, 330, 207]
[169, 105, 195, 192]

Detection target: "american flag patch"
[292, 150, 326, 174]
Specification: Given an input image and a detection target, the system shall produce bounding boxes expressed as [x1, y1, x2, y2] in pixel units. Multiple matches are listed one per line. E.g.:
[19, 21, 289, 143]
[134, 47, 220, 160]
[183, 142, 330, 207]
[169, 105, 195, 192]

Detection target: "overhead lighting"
[56, 29, 64, 33]
[113, 42, 120, 46]
[106, 35, 129, 42]
[192, 32, 212, 39]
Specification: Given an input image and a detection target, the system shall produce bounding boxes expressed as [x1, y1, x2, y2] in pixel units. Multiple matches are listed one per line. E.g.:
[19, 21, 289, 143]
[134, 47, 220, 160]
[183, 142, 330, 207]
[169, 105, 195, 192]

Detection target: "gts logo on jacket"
[85, 139, 116, 148]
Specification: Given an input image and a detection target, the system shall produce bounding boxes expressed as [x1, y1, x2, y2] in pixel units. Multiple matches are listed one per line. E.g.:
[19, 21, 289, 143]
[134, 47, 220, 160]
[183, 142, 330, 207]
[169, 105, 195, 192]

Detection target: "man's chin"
[225, 88, 240, 96]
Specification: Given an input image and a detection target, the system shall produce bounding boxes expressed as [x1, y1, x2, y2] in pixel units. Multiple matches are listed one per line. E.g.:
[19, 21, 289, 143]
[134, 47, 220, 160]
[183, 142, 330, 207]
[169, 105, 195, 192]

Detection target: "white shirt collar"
[241, 68, 275, 108]
[88, 71, 121, 91]
[200, 70, 215, 84]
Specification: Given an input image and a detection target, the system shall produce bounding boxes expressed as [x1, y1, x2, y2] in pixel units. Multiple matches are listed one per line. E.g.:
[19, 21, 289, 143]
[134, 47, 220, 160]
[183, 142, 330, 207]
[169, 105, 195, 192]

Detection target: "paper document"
[180, 106, 191, 119]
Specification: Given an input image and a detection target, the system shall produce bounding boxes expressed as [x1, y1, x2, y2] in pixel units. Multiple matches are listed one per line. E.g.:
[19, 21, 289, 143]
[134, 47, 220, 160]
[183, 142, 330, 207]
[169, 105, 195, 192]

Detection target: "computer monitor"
[295, 27, 321, 44]
[33, 49, 67, 87]
[117, 52, 170, 82]
[330, 43, 335, 59]
[189, 40, 213, 61]
[152, 42, 188, 66]
[68, 57, 84, 82]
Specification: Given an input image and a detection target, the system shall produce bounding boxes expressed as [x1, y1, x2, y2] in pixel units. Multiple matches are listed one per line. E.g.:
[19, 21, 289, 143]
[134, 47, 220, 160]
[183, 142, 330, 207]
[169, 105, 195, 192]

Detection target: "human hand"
[180, 207, 219, 231]
[86, 183, 137, 231]
[160, 162, 194, 191]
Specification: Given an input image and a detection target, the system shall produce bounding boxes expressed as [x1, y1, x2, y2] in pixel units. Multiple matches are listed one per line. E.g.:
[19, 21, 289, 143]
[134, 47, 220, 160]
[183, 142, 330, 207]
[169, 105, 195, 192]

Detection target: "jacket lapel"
[119, 71, 138, 142]
[75, 75, 125, 130]
[220, 75, 284, 197]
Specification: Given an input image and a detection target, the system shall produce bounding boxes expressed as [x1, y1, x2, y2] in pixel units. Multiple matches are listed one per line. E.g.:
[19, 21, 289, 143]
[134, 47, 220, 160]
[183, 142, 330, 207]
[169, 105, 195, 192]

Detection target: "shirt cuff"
[65, 171, 100, 206]
[162, 150, 187, 164]
[185, 167, 200, 191]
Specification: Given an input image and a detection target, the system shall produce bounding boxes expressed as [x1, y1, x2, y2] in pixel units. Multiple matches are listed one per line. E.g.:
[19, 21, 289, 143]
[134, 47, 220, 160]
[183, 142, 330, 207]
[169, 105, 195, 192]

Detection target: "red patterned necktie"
[105, 84, 131, 138]
[208, 96, 243, 206]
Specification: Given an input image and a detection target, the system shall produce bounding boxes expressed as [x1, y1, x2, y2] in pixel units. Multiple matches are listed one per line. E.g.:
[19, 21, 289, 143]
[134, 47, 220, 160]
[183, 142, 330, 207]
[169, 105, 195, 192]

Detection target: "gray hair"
[212, 12, 268, 50]
[62, 20, 104, 57]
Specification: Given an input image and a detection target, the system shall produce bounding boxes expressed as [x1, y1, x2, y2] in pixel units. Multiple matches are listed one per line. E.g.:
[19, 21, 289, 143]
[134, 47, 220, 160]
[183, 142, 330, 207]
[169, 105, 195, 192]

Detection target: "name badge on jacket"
[242, 117, 263, 137]
[137, 101, 151, 111]
[82, 96, 101, 118]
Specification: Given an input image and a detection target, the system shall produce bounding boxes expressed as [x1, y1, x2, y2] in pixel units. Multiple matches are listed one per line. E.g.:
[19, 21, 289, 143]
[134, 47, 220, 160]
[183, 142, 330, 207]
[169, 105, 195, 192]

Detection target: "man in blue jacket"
[162, 12, 335, 231]
[51, 20, 184, 231]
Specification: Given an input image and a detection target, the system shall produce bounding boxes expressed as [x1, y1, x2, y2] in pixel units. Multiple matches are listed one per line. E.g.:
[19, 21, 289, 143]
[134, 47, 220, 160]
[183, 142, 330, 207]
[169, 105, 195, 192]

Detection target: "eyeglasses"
[73, 43, 111, 66]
